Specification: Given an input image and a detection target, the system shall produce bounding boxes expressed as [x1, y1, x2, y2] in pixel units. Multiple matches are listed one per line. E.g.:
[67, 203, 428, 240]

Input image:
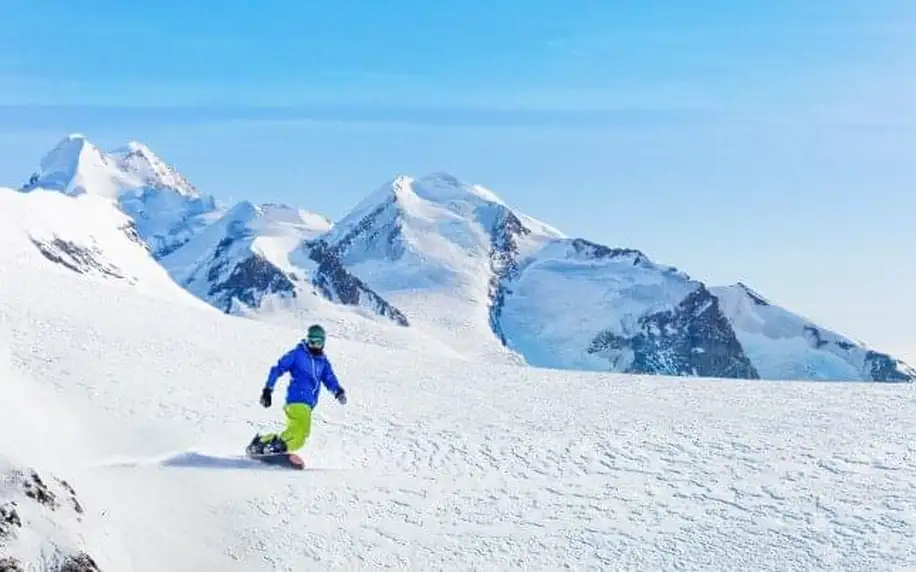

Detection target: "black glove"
[335, 388, 347, 405]
[260, 387, 272, 408]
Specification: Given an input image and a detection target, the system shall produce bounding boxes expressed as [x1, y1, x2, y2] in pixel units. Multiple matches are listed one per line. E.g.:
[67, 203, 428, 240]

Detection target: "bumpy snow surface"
[1, 216, 915, 570]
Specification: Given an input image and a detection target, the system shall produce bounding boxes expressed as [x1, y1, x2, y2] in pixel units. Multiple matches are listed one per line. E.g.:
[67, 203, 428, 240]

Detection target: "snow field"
[1, 255, 914, 570]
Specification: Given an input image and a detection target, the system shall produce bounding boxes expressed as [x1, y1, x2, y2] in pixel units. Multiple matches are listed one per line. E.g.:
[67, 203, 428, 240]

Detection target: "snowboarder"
[247, 324, 347, 458]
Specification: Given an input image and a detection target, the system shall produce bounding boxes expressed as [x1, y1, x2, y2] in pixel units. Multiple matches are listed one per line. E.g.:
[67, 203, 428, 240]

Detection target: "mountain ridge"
[10, 133, 914, 382]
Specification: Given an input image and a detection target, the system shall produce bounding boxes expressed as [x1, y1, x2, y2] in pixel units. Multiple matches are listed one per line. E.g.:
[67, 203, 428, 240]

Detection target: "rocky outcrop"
[710, 283, 915, 382]
[29, 237, 131, 283]
[328, 196, 405, 263]
[59, 553, 101, 571]
[208, 253, 297, 313]
[865, 351, 916, 382]
[735, 282, 770, 306]
[567, 238, 649, 265]
[587, 285, 760, 378]
[800, 325, 914, 382]
[488, 234, 756, 377]
[0, 550, 99, 572]
[486, 208, 531, 345]
[308, 241, 409, 326]
[0, 503, 21, 540]
[0, 464, 100, 572]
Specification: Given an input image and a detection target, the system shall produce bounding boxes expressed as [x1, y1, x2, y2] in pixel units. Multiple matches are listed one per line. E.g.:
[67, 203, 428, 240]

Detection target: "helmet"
[305, 324, 326, 350]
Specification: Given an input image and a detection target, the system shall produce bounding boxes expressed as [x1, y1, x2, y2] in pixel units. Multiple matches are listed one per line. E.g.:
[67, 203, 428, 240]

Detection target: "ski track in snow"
[1, 247, 915, 569]
[89, 381, 916, 571]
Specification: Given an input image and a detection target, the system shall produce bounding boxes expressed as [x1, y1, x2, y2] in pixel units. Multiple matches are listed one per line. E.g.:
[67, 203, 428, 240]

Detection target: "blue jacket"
[265, 342, 342, 408]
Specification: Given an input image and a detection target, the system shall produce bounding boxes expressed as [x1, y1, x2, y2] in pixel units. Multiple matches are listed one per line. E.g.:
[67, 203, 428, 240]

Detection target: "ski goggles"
[306, 336, 325, 348]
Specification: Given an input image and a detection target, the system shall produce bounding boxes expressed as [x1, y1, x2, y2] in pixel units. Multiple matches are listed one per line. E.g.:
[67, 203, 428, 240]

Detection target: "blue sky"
[2, 0, 915, 362]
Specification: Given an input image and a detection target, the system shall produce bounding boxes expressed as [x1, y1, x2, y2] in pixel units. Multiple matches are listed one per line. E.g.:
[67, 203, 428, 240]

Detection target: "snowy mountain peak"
[45, 132, 90, 157]
[108, 140, 200, 198]
[43, 132, 92, 164]
[413, 171, 507, 206]
[339, 172, 511, 232]
[313, 172, 570, 361]
[329, 172, 560, 253]
[224, 199, 259, 224]
[734, 281, 771, 306]
[28, 133, 126, 198]
[379, 171, 510, 211]
[21, 133, 224, 258]
[24, 133, 205, 203]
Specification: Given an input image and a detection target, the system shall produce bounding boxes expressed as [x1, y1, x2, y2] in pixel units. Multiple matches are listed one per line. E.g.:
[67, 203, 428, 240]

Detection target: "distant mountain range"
[8, 133, 914, 382]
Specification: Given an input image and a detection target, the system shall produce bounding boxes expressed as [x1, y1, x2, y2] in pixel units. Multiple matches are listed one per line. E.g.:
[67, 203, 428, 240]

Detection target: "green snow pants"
[260, 403, 312, 452]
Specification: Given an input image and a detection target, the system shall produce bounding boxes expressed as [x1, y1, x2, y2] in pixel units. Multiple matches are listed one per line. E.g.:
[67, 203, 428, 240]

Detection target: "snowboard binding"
[247, 433, 287, 455]
[246, 434, 304, 470]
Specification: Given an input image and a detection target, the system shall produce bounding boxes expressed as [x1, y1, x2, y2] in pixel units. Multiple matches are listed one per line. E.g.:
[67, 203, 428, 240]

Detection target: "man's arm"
[322, 359, 346, 402]
[265, 349, 296, 391]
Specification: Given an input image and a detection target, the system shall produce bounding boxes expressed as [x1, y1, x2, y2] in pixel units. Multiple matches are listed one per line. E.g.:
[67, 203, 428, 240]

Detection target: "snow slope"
[0, 453, 128, 571]
[1, 231, 915, 570]
[322, 172, 564, 363]
[0, 187, 216, 309]
[712, 283, 916, 381]
[21, 134, 224, 258]
[0, 323, 131, 571]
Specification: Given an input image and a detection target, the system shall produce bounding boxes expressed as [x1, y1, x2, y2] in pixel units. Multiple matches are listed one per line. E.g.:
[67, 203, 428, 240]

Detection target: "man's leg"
[256, 403, 312, 453]
[278, 403, 312, 451]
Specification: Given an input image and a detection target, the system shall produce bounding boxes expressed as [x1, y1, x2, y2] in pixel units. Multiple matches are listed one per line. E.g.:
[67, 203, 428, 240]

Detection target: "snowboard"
[246, 450, 305, 470]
